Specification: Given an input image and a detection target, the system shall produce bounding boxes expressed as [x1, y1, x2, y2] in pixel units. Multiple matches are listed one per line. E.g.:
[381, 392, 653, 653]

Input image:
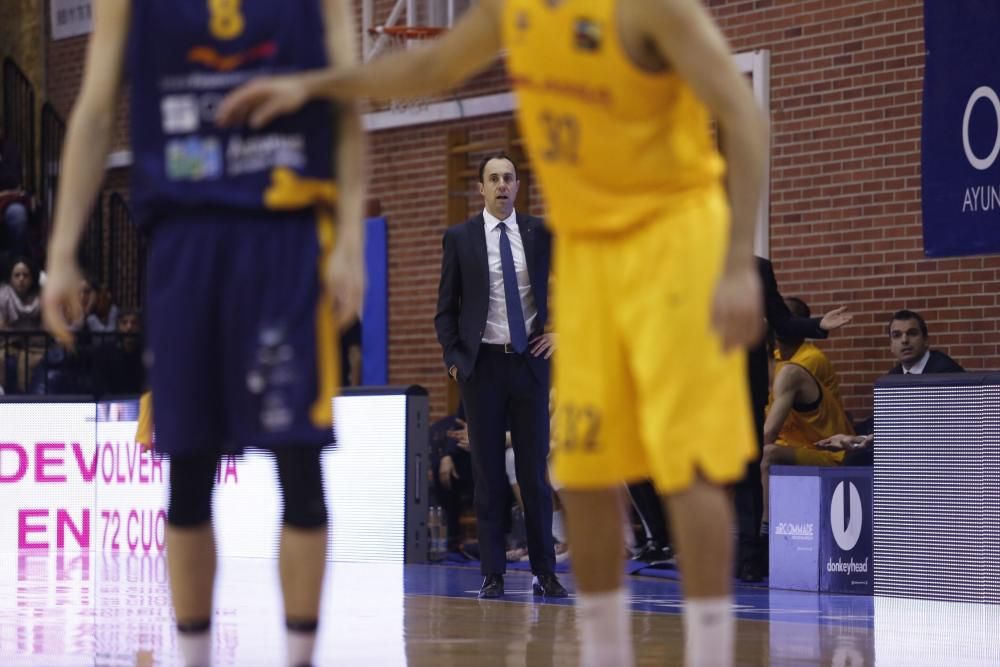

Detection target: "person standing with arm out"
[218, 1, 767, 664]
[43, 1, 365, 665]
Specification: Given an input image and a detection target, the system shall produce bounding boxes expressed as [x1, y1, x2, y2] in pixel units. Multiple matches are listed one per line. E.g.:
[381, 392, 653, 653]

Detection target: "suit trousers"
[733, 400, 766, 569]
[460, 346, 555, 576]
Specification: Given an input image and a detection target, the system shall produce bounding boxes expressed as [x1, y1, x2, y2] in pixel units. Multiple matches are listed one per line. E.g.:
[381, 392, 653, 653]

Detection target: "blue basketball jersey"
[128, 0, 336, 224]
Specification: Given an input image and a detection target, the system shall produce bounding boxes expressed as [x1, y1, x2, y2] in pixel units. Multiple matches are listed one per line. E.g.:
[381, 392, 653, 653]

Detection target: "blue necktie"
[498, 222, 528, 354]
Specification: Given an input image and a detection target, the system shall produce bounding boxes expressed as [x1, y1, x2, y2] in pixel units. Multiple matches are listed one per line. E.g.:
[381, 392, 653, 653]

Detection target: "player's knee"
[167, 454, 217, 527]
[283, 495, 329, 529]
[275, 447, 328, 529]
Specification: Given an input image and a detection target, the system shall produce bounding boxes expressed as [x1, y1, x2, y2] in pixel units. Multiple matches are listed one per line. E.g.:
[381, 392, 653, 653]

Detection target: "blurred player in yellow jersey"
[219, 0, 767, 665]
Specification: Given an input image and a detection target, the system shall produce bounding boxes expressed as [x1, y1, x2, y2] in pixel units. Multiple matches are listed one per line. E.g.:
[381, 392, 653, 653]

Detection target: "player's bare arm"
[623, 0, 768, 350]
[323, 0, 367, 326]
[216, 0, 504, 129]
[762, 364, 809, 444]
[44, 0, 131, 347]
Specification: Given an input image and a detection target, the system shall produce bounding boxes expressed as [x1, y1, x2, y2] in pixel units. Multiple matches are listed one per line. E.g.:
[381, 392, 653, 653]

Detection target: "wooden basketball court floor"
[1, 552, 998, 666]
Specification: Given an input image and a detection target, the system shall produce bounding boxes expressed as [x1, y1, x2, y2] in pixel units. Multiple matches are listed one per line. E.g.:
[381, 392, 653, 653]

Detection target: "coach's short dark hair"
[478, 153, 518, 183]
[888, 310, 928, 337]
[785, 296, 811, 319]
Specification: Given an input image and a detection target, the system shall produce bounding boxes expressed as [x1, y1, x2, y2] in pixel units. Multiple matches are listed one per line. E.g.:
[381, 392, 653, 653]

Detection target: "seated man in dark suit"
[813, 309, 965, 467]
[887, 309, 964, 375]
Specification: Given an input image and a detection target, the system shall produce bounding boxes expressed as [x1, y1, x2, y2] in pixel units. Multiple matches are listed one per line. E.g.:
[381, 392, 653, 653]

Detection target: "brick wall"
[377, 0, 999, 421]
[40, 0, 989, 421]
[369, 110, 540, 418]
[46, 24, 131, 151]
[705, 0, 993, 419]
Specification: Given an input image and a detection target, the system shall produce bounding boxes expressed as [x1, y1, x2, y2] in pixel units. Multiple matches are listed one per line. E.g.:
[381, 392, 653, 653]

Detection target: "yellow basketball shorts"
[549, 190, 757, 494]
[791, 446, 845, 466]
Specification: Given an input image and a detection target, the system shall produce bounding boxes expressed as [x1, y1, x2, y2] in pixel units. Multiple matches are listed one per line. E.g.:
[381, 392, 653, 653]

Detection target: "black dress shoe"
[479, 574, 504, 599]
[532, 573, 569, 597]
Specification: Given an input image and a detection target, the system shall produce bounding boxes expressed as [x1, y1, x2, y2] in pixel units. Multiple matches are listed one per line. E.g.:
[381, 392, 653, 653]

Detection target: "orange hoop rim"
[368, 25, 447, 40]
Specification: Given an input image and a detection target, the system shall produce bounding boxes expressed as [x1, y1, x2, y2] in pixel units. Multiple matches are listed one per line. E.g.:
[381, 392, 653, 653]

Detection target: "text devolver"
[0, 442, 164, 485]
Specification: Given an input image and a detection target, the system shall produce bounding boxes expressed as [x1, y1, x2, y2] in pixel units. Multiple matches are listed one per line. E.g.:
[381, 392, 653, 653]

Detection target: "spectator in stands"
[429, 405, 474, 556]
[0, 257, 43, 393]
[69, 276, 97, 331]
[887, 309, 964, 375]
[0, 128, 31, 264]
[94, 307, 144, 396]
[86, 283, 119, 333]
[760, 297, 855, 530]
[0, 257, 41, 330]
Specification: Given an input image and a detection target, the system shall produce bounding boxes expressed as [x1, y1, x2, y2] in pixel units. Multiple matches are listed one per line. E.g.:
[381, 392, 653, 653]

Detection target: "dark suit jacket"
[887, 349, 965, 375]
[435, 213, 552, 382]
[748, 257, 828, 414]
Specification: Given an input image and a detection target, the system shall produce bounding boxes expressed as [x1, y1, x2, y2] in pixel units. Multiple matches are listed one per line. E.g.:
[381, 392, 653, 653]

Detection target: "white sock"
[576, 587, 633, 667]
[684, 597, 734, 667]
[287, 628, 317, 667]
[176, 627, 211, 667]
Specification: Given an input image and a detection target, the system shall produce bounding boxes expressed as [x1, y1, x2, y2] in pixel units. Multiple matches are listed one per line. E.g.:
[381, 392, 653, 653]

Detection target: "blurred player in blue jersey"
[42, 2, 365, 666]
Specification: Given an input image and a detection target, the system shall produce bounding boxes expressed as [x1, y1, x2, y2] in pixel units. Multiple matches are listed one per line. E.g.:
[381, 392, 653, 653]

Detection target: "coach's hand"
[42, 257, 85, 350]
[216, 74, 310, 129]
[327, 239, 365, 328]
[712, 262, 764, 352]
[530, 333, 557, 359]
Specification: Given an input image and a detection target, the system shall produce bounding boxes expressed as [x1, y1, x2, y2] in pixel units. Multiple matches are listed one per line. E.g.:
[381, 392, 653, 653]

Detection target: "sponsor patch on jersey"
[161, 95, 200, 134]
[186, 41, 278, 72]
[574, 18, 602, 52]
[165, 136, 223, 181]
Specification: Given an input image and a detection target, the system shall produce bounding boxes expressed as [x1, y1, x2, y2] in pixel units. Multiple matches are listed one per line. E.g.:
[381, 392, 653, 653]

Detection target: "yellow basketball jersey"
[774, 343, 855, 451]
[502, 0, 725, 234]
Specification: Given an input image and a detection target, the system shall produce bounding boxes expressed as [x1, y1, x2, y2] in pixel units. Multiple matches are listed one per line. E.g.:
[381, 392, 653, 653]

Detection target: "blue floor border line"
[405, 562, 875, 629]
[437, 552, 768, 587]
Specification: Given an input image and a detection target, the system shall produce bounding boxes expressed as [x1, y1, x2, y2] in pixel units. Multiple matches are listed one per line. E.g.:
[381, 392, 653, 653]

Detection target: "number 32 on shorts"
[554, 403, 602, 452]
[539, 111, 580, 163]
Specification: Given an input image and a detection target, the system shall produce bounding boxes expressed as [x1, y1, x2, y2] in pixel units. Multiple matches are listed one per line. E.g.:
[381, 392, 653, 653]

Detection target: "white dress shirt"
[481, 208, 538, 345]
[902, 349, 931, 374]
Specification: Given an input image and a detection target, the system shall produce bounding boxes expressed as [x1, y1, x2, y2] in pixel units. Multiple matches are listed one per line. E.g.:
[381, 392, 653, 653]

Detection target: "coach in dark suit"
[435, 154, 566, 599]
[734, 256, 852, 581]
[886, 309, 964, 375]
